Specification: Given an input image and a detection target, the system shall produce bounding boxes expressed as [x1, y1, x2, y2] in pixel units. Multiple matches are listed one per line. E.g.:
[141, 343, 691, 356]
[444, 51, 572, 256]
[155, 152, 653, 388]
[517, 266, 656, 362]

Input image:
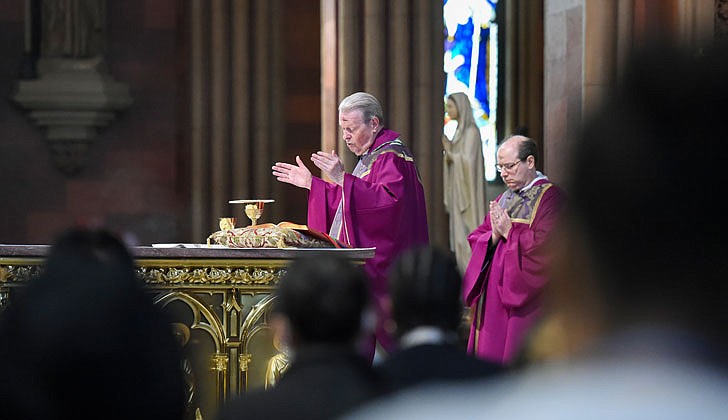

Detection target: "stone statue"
[14, 0, 131, 176]
[265, 331, 291, 389]
[41, 0, 106, 59]
[442, 92, 486, 275]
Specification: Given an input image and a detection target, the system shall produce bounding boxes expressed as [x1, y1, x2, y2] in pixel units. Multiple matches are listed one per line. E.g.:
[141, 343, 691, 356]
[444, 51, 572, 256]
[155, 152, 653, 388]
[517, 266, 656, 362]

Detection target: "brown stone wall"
[0, 0, 185, 245]
[0, 0, 322, 245]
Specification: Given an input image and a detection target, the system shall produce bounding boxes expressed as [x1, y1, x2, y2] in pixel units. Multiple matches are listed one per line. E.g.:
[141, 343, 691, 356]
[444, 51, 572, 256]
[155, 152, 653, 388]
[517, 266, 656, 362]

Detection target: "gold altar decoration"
[206, 222, 341, 249]
[218, 217, 237, 231]
[0, 245, 374, 420]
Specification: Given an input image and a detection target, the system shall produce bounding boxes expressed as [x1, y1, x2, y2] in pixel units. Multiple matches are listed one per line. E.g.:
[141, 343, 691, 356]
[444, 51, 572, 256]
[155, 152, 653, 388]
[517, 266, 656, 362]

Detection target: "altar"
[0, 244, 375, 419]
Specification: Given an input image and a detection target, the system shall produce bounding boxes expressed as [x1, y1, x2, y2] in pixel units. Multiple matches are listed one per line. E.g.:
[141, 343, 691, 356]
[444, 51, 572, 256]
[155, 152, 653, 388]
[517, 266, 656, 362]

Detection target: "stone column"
[187, 0, 285, 242]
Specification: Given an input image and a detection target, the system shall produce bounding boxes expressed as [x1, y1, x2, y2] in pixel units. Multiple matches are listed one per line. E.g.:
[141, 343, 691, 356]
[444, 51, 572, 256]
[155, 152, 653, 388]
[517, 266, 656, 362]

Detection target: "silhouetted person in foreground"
[343, 40, 728, 419]
[0, 228, 187, 420]
[376, 245, 504, 392]
[217, 255, 383, 420]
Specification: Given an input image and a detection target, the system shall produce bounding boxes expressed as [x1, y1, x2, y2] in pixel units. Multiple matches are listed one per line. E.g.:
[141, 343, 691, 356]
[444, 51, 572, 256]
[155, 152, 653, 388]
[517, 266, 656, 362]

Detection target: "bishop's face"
[339, 110, 378, 156]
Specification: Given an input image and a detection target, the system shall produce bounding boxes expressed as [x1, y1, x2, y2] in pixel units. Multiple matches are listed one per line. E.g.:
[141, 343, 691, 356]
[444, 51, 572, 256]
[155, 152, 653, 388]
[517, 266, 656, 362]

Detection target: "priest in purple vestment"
[462, 135, 564, 365]
[272, 92, 429, 360]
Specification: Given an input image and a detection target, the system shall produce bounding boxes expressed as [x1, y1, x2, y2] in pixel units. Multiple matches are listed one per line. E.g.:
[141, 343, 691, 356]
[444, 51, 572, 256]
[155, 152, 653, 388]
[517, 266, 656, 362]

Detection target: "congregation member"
[0, 228, 187, 420]
[216, 255, 383, 420]
[272, 92, 429, 360]
[376, 244, 504, 392]
[462, 134, 565, 365]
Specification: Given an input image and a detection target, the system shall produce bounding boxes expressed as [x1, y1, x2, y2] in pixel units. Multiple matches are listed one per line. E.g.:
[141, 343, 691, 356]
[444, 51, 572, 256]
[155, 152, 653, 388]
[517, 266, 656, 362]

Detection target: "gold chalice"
[245, 205, 262, 226]
[229, 199, 274, 226]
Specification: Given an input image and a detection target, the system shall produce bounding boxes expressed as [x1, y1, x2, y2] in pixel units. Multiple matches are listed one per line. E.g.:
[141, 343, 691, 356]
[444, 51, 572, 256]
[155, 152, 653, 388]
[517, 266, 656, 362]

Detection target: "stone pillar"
[544, 0, 585, 185]
[584, 0, 619, 119]
[187, 0, 285, 242]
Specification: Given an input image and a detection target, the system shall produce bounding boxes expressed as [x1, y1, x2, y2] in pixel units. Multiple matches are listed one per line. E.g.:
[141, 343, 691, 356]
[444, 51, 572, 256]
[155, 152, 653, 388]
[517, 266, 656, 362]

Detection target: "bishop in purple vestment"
[272, 92, 429, 359]
[463, 135, 564, 365]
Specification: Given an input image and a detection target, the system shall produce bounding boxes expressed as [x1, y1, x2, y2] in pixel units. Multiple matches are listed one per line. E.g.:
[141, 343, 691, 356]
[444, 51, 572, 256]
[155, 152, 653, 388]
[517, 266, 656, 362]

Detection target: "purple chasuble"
[307, 129, 429, 356]
[462, 179, 565, 365]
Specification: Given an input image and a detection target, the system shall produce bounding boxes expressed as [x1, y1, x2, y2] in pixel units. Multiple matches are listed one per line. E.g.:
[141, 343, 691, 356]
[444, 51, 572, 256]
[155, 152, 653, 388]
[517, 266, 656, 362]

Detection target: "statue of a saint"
[265, 327, 291, 389]
[442, 92, 486, 274]
[41, 0, 106, 58]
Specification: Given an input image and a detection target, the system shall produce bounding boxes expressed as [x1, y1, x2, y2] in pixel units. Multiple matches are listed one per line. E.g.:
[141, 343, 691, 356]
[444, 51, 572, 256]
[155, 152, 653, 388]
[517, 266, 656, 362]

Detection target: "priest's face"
[339, 110, 378, 156]
[497, 136, 536, 191]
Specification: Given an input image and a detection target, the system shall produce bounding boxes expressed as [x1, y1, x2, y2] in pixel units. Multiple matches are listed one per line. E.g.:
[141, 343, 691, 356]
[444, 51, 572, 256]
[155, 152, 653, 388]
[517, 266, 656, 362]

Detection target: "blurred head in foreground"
[388, 245, 463, 340]
[0, 228, 186, 420]
[272, 254, 370, 349]
[545, 41, 728, 359]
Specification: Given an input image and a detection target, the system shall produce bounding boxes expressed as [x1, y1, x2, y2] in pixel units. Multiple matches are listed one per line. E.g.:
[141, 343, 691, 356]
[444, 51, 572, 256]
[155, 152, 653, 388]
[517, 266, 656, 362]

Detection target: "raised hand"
[272, 156, 313, 190]
[310, 150, 345, 186]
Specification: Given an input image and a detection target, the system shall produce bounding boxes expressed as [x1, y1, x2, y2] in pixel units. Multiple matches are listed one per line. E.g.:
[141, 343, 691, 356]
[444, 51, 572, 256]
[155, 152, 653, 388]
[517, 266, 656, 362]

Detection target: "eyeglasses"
[496, 160, 521, 173]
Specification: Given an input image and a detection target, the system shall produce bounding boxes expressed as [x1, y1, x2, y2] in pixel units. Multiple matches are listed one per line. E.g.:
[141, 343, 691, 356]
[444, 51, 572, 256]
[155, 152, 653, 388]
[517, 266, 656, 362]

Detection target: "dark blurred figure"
[343, 40, 728, 419]
[0, 228, 187, 420]
[542, 41, 728, 366]
[216, 255, 383, 420]
[376, 245, 504, 392]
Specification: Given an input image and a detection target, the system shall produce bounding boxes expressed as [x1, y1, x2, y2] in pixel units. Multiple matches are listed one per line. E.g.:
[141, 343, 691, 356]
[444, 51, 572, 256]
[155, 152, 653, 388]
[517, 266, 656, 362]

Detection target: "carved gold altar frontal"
[0, 245, 374, 420]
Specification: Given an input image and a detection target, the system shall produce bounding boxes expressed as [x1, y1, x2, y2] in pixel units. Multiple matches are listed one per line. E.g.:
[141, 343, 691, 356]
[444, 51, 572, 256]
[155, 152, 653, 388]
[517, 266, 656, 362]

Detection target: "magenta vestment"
[307, 129, 429, 353]
[462, 179, 564, 365]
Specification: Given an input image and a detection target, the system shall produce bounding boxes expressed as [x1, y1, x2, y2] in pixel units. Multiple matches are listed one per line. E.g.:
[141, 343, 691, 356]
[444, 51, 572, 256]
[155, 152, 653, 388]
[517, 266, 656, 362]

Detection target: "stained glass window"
[443, 0, 498, 181]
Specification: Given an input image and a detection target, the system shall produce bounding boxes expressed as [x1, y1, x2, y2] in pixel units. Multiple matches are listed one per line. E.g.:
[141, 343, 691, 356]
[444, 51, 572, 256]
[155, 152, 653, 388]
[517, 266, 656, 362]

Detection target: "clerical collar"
[517, 171, 548, 193]
[399, 326, 458, 349]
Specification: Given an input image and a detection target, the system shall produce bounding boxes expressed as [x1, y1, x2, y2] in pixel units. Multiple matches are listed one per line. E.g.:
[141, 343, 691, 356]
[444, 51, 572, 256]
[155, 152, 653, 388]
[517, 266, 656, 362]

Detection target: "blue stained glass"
[475, 26, 490, 117]
[443, 0, 498, 181]
[449, 19, 474, 85]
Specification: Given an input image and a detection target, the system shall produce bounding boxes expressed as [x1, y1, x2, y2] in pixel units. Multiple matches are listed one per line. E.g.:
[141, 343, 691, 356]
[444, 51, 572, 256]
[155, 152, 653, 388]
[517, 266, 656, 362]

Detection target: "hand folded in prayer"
[489, 200, 512, 242]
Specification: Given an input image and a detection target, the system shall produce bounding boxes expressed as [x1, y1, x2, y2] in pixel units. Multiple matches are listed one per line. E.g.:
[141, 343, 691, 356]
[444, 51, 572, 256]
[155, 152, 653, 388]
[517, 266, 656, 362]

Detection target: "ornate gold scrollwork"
[222, 291, 243, 313]
[0, 265, 43, 283]
[137, 266, 281, 286]
[206, 267, 232, 283]
[210, 353, 228, 372]
[239, 353, 252, 371]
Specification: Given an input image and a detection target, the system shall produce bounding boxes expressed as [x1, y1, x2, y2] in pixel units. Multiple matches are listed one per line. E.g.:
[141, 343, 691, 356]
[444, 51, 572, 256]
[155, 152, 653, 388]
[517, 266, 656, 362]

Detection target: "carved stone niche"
[13, 56, 132, 175]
